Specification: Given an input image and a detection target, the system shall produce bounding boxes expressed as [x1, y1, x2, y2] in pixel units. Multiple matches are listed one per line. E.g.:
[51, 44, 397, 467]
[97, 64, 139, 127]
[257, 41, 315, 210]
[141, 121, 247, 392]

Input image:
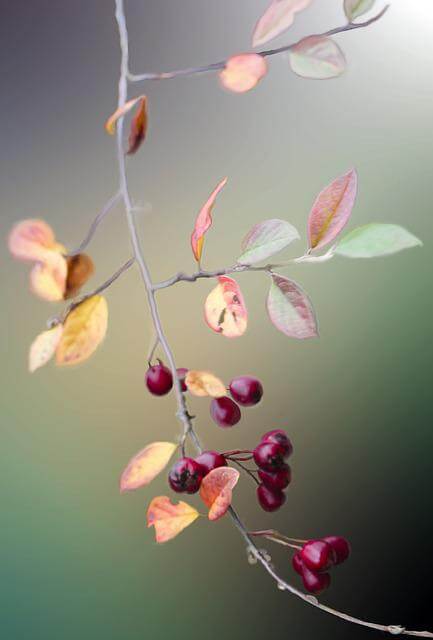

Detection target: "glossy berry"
[145, 362, 173, 396]
[292, 552, 304, 576]
[261, 429, 293, 458]
[258, 464, 291, 490]
[301, 566, 331, 594]
[253, 442, 287, 471]
[229, 376, 263, 407]
[323, 536, 351, 565]
[168, 457, 205, 494]
[176, 368, 188, 392]
[301, 540, 337, 572]
[210, 397, 241, 428]
[257, 484, 286, 512]
[195, 450, 227, 475]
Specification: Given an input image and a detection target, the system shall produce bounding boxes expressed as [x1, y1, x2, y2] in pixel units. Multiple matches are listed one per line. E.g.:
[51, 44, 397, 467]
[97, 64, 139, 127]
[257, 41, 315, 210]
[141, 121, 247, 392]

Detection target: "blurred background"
[1, 1, 432, 638]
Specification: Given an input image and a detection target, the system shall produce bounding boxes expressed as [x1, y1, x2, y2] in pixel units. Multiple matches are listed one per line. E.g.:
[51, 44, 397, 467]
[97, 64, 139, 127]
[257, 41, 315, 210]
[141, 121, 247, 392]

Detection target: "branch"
[66, 192, 121, 257]
[128, 5, 389, 83]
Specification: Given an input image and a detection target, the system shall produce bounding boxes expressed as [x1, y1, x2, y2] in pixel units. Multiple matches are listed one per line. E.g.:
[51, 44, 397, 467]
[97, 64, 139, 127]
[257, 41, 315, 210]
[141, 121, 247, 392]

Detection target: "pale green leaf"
[238, 219, 300, 265]
[335, 224, 422, 258]
[344, 0, 376, 22]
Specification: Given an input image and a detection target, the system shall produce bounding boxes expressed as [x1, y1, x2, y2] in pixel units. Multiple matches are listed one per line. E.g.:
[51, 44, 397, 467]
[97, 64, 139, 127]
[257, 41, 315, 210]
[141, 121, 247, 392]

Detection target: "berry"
[145, 361, 173, 396]
[292, 552, 304, 576]
[257, 484, 286, 512]
[301, 566, 331, 594]
[176, 368, 188, 392]
[253, 442, 287, 471]
[258, 465, 291, 490]
[168, 457, 205, 494]
[210, 397, 241, 428]
[229, 376, 263, 407]
[261, 429, 293, 458]
[195, 450, 227, 475]
[323, 536, 351, 565]
[301, 540, 337, 572]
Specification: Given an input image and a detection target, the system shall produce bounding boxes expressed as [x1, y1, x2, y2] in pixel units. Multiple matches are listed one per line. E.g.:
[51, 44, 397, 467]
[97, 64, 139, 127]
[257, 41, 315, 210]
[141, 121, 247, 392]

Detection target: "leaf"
[191, 177, 228, 263]
[252, 0, 313, 47]
[120, 442, 177, 493]
[65, 253, 95, 299]
[344, 0, 376, 21]
[104, 95, 145, 135]
[204, 276, 248, 338]
[56, 295, 108, 366]
[126, 96, 148, 155]
[335, 224, 422, 259]
[289, 36, 346, 79]
[185, 371, 227, 398]
[29, 253, 68, 302]
[200, 467, 240, 521]
[308, 169, 357, 251]
[267, 273, 318, 339]
[29, 325, 63, 373]
[147, 496, 199, 543]
[8, 219, 59, 264]
[219, 54, 268, 94]
[238, 219, 300, 265]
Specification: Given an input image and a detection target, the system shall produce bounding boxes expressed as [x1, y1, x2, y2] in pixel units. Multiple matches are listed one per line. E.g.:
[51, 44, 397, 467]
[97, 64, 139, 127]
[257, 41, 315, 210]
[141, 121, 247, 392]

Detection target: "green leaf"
[335, 224, 422, 259]
[237, 219, 299, 265]
[344, 0, 376, 22]
[289, 36, 346, 80]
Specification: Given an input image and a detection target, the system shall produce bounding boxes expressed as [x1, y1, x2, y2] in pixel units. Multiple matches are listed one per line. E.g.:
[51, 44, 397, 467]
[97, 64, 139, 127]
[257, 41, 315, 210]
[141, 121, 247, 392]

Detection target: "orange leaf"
[219, 53, 268, 94]
[126, 96, 148, 155]
[147, 496, 199, 543]
[30, 252, 68, 302]
[56, 295, 108, 366]
[191, 177, 228, 263]
[200, 467, 240, 521]
[8, 219, 59, 264]
[185, 370, 227, 398]
[105, 95, 145, 135]
[120, 442, 177, 493]
[65, 253, 95, 299]
[29, 325, 63, 373]
[204, 276, 248, 338]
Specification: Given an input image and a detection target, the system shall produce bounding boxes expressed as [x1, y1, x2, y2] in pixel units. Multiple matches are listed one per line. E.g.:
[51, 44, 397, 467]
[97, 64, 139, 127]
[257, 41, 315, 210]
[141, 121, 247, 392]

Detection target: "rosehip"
[257, 484, 286, 512]
[323, 536, 351, 565]
[261, 429, 293, 458]
[253, 442, 287, 471]
[292, 552, 304, 576]
[229, 376, 263, 407]
[195, 450, 227, 475]
[258, 464, 291, 490]
[210, 397, 241, 428]
[176, 368, 188, 392]
[301, 540, 337, 572]
[145, 361, 173, 396]
[168, 457, 205, 494]
[301, 566, 331, 594]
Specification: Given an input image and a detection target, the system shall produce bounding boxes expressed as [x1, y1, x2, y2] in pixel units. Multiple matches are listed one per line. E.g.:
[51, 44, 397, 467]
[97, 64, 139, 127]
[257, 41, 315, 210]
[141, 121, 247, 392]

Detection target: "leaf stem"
[66, 192, 121, 257]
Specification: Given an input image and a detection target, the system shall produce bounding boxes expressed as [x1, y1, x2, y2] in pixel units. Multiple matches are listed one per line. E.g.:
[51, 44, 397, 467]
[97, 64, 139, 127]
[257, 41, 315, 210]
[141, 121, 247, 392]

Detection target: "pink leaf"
[308, 169, 358, 251]
[289, 36, 346, 80]
[252, 0, 313, 48]
[120, 442, 177, 493]
[8, 219, 58, 264]
[200, 467, 240, 521]
[267, 274, 318, 339]
[191, 178, 228, 263]
[204, 276, 248, 338]
[219, 54, 268, 94]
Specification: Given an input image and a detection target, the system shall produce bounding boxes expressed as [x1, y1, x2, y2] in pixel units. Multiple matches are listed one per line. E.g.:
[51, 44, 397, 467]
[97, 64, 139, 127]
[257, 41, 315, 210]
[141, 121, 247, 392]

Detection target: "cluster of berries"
[252, 429, 293, 512]
[168, 450, 226, 494]
[292, 536, 351, 594]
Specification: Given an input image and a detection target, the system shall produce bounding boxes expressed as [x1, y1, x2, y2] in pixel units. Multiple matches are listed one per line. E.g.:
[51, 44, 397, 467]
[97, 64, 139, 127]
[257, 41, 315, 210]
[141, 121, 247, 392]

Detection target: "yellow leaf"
[185, 370, 227, 398]
[120, 442, 177, 493]
[30, 253, 68, 302]
[56, 295, 108, 366]
[29, 325, 63, 373]
[147, 496, 199, 543]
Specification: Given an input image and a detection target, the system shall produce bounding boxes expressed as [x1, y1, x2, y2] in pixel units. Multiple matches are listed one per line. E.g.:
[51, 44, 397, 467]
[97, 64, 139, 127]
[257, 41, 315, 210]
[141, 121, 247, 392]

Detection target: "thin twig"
[66, 192, 121, 257]
[230, 458, 260, 486]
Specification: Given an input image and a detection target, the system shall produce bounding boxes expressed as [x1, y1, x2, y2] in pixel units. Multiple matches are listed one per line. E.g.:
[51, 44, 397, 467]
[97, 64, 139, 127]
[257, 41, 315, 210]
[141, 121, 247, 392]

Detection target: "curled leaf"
[267, 273, 318, 339]
[335, 224, 422, 259]
[65, 253, 95, 299]
[252, 0, 313, 48]
[191, 177, 228, 263]
[127, 96, 148, 155]
[120, 442, 177, 493]
[8, 219, 59, 264]
[185, 371, 227, 398]
[308, 169, 357, 251]
[204, 276, 248, 338]
[200, 467, 240, 521]
[29, 325, 63, 373]
[289, 36, 346, 80]
[105, 95, 145, 135]
[238, 219, 300, 265]
[344, 0, 376, 21]
[56, 295, 108, 366]
[219, 54, 268, 94]
[147, 496, 199, 543]
[30, 253, 68, 302]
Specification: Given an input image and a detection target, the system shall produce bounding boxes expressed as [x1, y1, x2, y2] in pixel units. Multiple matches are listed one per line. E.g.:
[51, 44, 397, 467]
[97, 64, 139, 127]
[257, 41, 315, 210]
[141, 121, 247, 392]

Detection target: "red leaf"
[126, 96, 148, 155]
[191, 178, 228, 264]
[204, 276, 248, 338]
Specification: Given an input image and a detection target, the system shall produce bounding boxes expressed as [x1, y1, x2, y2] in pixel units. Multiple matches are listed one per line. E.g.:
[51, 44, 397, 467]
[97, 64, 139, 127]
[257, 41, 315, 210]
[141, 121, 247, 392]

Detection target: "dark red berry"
[257, 484, 286, 512]
[176, 368, 188, 392]
[253, 442, 287, 471]
[292, 552, 304, 576]
[145, 362, 173, 396]
[301, 540, 337, 572]
[301, 566, 331, 594]
[323, 536, 351, 565]
[210, 397, 241, 428]
[195, 450, 227, 475]
[261, 429, 293, 458]
[258, 464, 291, 490]
[168, 457, 205, 494]
[229, 376, 263, 407]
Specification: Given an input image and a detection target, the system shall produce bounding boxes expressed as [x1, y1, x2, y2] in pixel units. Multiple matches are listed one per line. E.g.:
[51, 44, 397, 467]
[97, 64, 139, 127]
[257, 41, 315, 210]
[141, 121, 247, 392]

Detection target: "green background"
[1, 1, 432, 638]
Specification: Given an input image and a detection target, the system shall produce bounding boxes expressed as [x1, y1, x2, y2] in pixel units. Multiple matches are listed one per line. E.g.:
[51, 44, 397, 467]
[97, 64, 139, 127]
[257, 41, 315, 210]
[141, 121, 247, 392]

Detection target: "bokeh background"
[1, 1, 432, 638]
